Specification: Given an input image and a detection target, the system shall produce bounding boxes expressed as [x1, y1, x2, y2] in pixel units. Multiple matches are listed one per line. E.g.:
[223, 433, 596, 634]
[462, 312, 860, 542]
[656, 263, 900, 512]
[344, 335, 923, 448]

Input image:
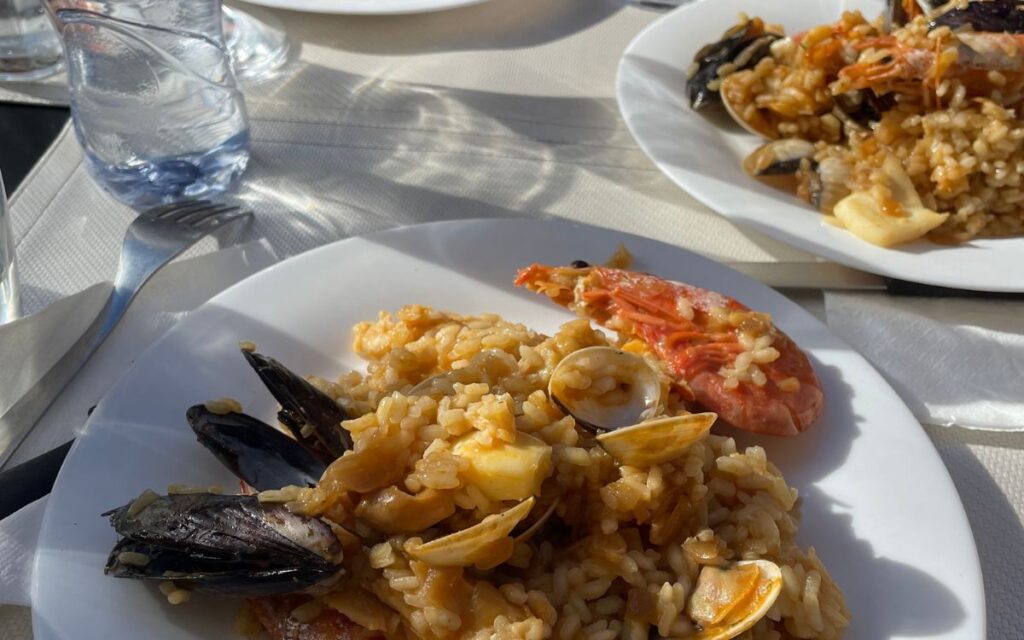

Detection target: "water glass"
[0, 171, 20, 325]
[0, 0, 63, 81]
[45, 0, 250, 207]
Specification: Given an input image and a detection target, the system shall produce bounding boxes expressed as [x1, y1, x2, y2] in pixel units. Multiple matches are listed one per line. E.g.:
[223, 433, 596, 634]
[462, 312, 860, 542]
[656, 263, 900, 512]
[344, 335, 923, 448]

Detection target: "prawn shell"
[249, 595, 376, 640]
[516, 265, 824, 436]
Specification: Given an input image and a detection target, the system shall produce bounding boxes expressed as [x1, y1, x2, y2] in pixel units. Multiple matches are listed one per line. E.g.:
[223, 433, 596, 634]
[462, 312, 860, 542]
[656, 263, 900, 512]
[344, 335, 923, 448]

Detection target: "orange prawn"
[249, 596, 381, 640]
[516, 263, 824, 437]
[837, 32, 1024, 92]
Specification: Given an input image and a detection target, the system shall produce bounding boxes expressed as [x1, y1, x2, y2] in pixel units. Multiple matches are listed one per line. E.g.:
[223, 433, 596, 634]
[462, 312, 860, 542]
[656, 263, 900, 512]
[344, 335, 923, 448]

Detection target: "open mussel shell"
[548, 346, 663, 434]
[104, 493, 343, 596]
[690, 560, 783, 640]
[106, 539, 337, 597]
[596, 413, 717, 467]
[186, 404, 327, 491]
[405, 497, 535, 570]
[242, 349, 352, 457]
[928, 0, 1024, 33]
[687, 18, 779, 111]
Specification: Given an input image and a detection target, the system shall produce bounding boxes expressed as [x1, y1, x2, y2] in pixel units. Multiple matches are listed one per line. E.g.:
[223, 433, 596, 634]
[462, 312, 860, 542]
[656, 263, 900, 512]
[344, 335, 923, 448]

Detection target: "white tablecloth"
[1, 1, 1021, 637]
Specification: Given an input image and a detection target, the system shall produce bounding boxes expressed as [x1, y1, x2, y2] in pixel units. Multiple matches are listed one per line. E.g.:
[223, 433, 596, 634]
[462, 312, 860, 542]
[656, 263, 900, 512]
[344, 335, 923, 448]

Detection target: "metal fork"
[0, 200, 253, 468]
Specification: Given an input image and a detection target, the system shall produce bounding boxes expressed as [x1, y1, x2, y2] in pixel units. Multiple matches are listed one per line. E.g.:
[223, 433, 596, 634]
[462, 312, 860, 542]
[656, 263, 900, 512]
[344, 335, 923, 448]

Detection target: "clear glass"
[0, 171, 20, 325]
[223, 5, 290, 83]
[0, 0, 63, 81]
[44, 0, 250, 207]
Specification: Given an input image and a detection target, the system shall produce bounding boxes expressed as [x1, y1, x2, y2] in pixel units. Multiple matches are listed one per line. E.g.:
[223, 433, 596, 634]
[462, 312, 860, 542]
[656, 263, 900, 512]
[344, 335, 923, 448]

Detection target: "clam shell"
[596, 412, 717, 467]
[405, 497, 535, 569]
[721, 73, 779, 140]
[548, 346, 664, 433]
[743, 139, 816, 177]
[691, 559, 783, 640]
[513, 499, 559, 543]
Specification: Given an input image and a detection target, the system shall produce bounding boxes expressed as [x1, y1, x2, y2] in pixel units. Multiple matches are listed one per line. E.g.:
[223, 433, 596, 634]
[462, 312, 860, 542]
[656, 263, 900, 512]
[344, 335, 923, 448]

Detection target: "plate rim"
[33, 217, 987, 639]
[615, 0, 1024, 293]
[239, 0, 491, 16]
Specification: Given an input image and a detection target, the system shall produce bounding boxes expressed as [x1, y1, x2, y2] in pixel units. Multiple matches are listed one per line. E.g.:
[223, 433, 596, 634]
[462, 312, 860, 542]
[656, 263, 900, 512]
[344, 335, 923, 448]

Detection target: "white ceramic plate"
[34, 219, 984, 639]
[617, 0, 1024, 292]
[240, 0, 490, 15]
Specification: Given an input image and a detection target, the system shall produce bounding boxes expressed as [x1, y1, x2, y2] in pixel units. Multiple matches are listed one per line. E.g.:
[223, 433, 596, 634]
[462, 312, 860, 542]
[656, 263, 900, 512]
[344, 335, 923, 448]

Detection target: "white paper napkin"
[0, 497, 46, 607]
[0, 283, 112, 459]
[825, 292, 1024, 431]
[0, 240, 280, 469]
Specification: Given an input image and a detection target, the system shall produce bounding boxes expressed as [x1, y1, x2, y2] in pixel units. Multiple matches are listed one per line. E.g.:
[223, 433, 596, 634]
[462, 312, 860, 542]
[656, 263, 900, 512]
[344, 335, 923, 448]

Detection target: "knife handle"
[885, 279, 1024, 299]
[0, 440, 72, 520]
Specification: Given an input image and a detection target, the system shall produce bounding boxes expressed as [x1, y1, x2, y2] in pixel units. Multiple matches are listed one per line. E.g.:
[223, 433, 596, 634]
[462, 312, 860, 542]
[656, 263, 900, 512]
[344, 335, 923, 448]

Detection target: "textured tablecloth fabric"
[1, 1, 1022, 637]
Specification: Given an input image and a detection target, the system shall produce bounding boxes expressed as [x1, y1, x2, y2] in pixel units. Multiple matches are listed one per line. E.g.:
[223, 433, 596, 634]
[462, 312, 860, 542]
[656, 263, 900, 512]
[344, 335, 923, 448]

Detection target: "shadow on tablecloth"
[928, 426, 1024, 638]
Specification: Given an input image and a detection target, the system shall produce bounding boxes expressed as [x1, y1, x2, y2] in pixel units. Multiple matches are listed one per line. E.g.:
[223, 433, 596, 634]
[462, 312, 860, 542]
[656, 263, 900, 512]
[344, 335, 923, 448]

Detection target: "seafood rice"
[688, 0, 1024, 246]
[103, 268, 847, 639]
[280, 308, 846, 639]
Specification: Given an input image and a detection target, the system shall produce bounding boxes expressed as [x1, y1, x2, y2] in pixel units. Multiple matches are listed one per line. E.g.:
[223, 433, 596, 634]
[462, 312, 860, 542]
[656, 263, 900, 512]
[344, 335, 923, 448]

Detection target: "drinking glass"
[0, 171, 20, 325]
[44, 1, 250, 207]
[0, 0, 63, 81]
[223, 5, 290, 83]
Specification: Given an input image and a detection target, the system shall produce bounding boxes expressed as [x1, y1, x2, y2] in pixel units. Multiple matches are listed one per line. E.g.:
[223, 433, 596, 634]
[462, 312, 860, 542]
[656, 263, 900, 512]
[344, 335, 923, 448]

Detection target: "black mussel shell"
[242, 350, 352, 457]
[929, 0, 1024, 33]
[186, 405, 327, 490]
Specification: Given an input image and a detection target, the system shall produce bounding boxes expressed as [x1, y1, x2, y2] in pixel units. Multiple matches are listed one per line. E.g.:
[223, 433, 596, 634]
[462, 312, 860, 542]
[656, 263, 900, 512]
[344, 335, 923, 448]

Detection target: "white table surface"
[1, 1, 1022, 637]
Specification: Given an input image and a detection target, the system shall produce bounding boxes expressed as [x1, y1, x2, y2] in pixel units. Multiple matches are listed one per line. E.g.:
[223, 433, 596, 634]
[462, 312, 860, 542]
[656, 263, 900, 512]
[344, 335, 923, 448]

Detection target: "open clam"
[689, 559, 783, 640]
[800, 156, 852, 214]
[720, 72, 779, 139]
[513, 499, 559, 544]
[405, 497, 535, 570]
[550, 347, 715, 465]
[548, 346, 664, 433]
[596, 413, 717, 467]
[742, 139, 816, 177]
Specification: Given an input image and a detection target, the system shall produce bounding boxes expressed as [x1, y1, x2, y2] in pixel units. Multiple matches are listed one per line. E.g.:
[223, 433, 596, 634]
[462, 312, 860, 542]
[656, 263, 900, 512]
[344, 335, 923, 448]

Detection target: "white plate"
[34, 219, 984, 639]
[617, 0, 1024, 292]
[241, 0, 490, 15]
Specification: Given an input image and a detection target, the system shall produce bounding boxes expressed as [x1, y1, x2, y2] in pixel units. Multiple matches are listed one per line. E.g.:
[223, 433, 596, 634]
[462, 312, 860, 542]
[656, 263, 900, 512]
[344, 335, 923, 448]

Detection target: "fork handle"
[0, 287, 118, 470]
[96, 250, 160, 339]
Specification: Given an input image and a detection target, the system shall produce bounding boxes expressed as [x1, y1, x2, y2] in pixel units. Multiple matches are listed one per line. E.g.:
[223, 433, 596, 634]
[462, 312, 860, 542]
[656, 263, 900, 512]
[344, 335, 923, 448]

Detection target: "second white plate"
[617, 0, 1024, 292]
